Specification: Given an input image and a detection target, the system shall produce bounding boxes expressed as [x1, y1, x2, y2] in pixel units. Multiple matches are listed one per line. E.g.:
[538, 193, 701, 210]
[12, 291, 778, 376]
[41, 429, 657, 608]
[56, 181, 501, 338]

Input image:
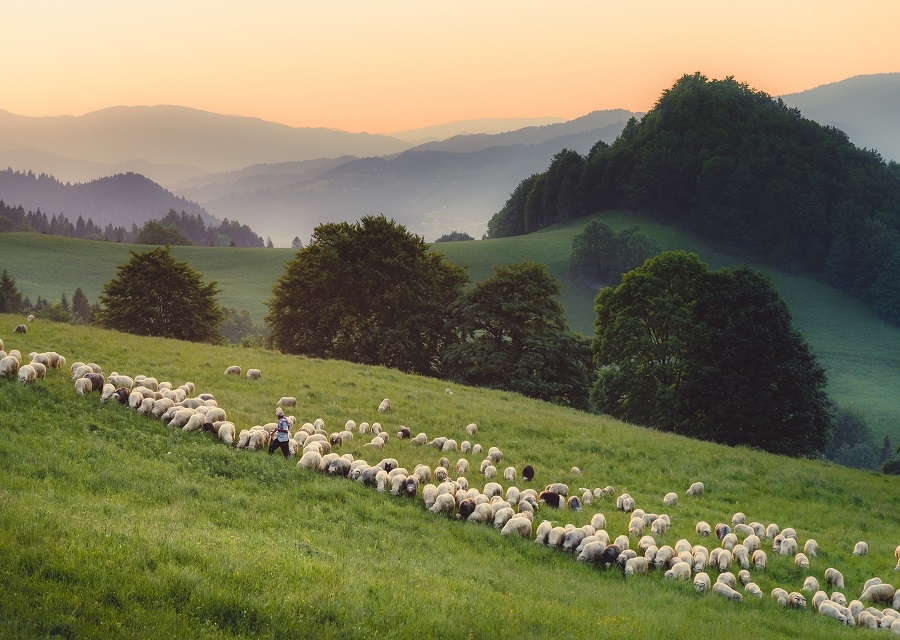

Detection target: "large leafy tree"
[593, 251, 832, 456]
[266, 215, 468, 377]
[443, 262, 593, 410]
[570, 219, 661, 288]
[95, 246, 223, 343]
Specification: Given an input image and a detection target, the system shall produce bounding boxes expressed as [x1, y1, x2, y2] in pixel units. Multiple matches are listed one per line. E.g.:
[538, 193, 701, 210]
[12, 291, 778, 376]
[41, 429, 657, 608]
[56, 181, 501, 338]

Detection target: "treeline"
[0, 200, 264, 247]
[487, 73, 900, 324]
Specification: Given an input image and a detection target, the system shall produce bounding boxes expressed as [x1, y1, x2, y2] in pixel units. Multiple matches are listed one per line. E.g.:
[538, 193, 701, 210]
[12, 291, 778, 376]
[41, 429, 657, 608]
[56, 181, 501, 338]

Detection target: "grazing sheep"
[570, 466, 581, 475]
[13, 324, 26, 334]
[859, 583, 894, 604]
[534, 520, 553, 545]
[804, 539, 819, 557]
[412, 432, 427, 445]
[802, 576, 819, 593]
[771, 588, 789, 606]
[663, 492, 678, 506]
[100, 383, 116, 402]
[742, 534, 761, 554]
[686, 481, 704, 496]
[466, 423, 477, 436]
[694, 572, 711, 593]
[1, 355, 21, 377]
[566, 496, 582, 512]
[721, 533, 738, 551]
[665, 561, 692, 581]
[831, 592, 848, 607]
[246, 368, 261, 380]
[853, 541, 868, 556]
[624, 557, 649, 576]
[504, 466, 516, 482]
[429, 493, 456, 516]
[217, 422, 235, 445]
[483, 482, 503, 499]
[483, 465, 497, 480]
[590, 512, 607, 531]
[751, 549, 767, 570]
[224, 365, 241, 375]
[818, 602, 851, 626]
[378, 398, 391, 412]
[795, 553, 810, 570]
[487, 448, 503, 464]
[500, 515, 532, 538]
[779, 537, 798, 556]
[276, 396, 297, 408]
[17, 364, 36, 383]
[455, 459, 469, 475]
[521, 465, 535, 482]
[74, 377, 93, 395]
[732, 544, 750, 570]
[712, 581, 742, 601]
[297, 450, 322, 470]
[857, 611, 879, 631]
[538, 490, 563, 509]
[396, 426, 411, 439]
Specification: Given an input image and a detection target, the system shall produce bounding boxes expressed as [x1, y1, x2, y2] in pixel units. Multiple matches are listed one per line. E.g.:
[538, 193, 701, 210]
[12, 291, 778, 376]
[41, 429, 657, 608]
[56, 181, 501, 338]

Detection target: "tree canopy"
[434, 230, 475, 243]
[487, 73, 900, 324]
[570, 219, 661, 288]
[443, 262, 593, 410]
[593, 251, 832, 456]
[0, 269, 23, 314]
[95, 246, 224, 343]
[266, 215, 468, 377]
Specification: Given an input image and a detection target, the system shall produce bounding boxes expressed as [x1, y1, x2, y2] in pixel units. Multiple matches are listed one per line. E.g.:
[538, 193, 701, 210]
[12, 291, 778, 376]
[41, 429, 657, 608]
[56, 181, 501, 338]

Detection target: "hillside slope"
[1, 318, 897, 638]
[1, 218, 899, 444]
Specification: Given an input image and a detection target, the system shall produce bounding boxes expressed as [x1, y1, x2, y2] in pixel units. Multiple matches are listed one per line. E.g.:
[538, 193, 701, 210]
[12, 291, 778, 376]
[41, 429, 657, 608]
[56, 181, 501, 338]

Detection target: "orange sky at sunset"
[4, 1, 898, 134]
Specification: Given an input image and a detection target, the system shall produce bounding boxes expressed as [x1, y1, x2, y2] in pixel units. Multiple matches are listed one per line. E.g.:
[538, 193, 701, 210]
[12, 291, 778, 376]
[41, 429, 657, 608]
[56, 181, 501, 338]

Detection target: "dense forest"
[487, 73, 900, 323]
[0, 200, 264, 247]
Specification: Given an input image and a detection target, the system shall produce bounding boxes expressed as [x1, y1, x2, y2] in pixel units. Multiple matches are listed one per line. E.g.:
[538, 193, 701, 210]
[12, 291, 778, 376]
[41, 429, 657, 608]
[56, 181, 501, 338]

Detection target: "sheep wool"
[824, 567, 844, 590]
[712, 581, 743, 601]
[378, 398, 391, 413]
[853, 541, 868, 556]
[686, 481, 704, 496]
[224, 365, 241, 375]
[694, 572, 711, 593]
[246, 368, 261, 380]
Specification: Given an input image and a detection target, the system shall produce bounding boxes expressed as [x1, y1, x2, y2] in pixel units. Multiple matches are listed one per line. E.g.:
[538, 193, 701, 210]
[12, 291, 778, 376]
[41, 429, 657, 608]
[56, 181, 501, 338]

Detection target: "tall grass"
[0, 317, 895, 638]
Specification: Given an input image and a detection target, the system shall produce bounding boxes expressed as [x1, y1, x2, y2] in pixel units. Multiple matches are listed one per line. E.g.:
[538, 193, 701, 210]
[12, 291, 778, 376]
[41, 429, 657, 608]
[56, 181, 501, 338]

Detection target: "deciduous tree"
[444, 262, 593, 409]
[95, 246, 223, 343]
[593, 251, 832, 456]
[266, 215, 467, 376]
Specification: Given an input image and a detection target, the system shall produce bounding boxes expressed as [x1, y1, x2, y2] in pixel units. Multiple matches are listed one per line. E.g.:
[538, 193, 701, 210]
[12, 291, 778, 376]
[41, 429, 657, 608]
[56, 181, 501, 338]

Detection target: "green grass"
[2, 216, 900, 443]
[0, 317, 897, 638]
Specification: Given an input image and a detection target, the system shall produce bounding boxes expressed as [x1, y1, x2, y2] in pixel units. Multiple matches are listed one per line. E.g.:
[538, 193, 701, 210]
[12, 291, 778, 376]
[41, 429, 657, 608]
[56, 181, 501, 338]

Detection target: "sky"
[4, 1, 899, 134]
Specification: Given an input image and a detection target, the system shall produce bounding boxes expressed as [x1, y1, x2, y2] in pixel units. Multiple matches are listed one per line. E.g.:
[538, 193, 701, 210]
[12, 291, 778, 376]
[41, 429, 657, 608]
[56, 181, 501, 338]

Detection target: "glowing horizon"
[4, 1, 899, 134]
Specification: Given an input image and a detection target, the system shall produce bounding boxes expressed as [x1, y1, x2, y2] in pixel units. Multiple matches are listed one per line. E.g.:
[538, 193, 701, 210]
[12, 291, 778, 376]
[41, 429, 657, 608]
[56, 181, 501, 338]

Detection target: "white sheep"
[483, 465, 497, 479]
[802, 576, 819, 593]
[378, 398, 391, 412]
[686, 481, 704, 496]
[412, 432, 427, 445]
[693, 572, 711, 593]
[695, 521, 711, 537]
[795, 552, 810, 570]
[503, 466, 516, 482]
[712, 581, 742, 601]
[859, 583, 894, 604]
[624, 557, 648, 576]
[2, 355, 24, 376]
[17, 364, 36, 383]
[429, 493, 456, 516]
[224, 365, 241, 375]
[787, 592, 807, 609]
[664, 561, 691, 581]
[246, 368, 261, 380]
[455, 459, 469, 475]
[277, 396, 297, 407]
[466, 423, 477, 436]
[732, 544, 750, 570]
[662, 492, 678, 506]
[823, 567, 844, 590]
[500, 515, 532, 538]
[803, 539, 819, 557]
[217, 422, 235, 445]
[751, 549, 767, 570]
[853, 541, 868, 556]
[29, 362, 46, 381]
[74, 377, 93, 395]
[590, 513, 607, 531]
[628, 517, 645, 536]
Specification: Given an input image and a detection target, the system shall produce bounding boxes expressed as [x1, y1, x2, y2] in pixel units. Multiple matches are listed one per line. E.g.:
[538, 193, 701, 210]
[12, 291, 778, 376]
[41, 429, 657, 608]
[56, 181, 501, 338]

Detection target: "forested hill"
[487, 72, 900, 323]
[0, 169, 210, 229]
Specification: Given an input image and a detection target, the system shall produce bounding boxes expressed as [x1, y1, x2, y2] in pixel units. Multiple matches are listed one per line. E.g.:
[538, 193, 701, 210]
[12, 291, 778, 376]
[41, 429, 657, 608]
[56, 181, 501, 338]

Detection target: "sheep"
[29, 353, 51, 368]
[13, 324, 26, 334]
[771, 587, 789, 606]
[410, 432, 427, 445]
[751, 549, 767, 570]
[483, 465, 497, 480]
[493, 507, 516, 529]
[779, 537, 798, 556]
[276, 396, 297, 408]
[100, 383, 117, 402]
[744, 582, 763, 600]
[859, 583, 894, 604]
[853, 541, 868, 556]
[694, 572, 711, 593]
[665, 561, 691, 581]
[500, 515, 532, 538]
[654, 546, 674, 569]
[2, 355, 22, 376]
[823, 567, 844, 590]
[787, 592, 807, 609]
[17, 364, 36, 383]
[650, 517, 669, 536]
[818, 602, 851, 626]
[538, 490, 563, 509]
[483, 482, 503, 499]
[712, 582, 742, 601]
[803, 539, 819, 557]
[590, 512, 607, 531]
[472, 444, 483, 455]
[455, 458, 469, 475]
[534, 520, 553, 545]
[74, 377, 93, 395]
[802, 576, 819, 593]
[686, 481, 704, 496]
[503, 466, 516, 482]
[721, 533, 738, 551]
[521, 465, 535, 481]
[662, 492, 678, 506]
[377, 398, 391, 412]
[487, 448, 503, 464]
[428, 493, 456, 516]
[217, 422, 235, 445]
[624, 557, 648, 576]
[246, 368, 261, 380]
[466, 423, 477, 436]
[732, 544, 750, 570]
[224, 365, 241, 375]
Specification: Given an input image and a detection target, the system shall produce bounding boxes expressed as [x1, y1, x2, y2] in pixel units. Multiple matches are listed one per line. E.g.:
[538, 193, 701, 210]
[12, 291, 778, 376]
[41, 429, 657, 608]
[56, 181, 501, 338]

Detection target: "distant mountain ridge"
[0, 105, 412, 180]
[0, 169, 213, 229]
[781, 72, 900, 162]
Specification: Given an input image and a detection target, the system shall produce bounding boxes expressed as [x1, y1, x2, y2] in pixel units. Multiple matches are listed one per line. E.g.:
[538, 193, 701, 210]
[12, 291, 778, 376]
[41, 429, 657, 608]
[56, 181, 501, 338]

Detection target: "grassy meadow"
[1, 317, 898, 639]
[2, 213, 898, 442]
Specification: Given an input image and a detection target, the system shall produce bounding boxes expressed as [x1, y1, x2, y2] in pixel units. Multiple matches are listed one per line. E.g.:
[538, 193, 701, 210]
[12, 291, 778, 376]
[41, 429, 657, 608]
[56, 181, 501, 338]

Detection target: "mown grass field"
[2, 212, 898, 442]
[0, 318, 898, 639]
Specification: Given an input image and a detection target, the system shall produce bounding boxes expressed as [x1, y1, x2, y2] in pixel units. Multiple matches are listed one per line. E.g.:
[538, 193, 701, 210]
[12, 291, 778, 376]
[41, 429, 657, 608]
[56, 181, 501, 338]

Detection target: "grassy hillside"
[1, 318, 897, 639]
[2, 220, 899, 443]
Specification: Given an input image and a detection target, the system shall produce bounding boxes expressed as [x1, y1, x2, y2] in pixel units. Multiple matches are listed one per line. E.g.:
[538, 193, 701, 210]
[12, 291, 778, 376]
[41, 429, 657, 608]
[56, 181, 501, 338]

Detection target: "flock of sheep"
[4, 334, 900, 632]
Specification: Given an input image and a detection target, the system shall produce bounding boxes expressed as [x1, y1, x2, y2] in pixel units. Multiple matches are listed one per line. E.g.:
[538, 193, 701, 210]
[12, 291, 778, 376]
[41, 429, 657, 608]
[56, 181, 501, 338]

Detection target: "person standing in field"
[269, 407, 291, 457]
